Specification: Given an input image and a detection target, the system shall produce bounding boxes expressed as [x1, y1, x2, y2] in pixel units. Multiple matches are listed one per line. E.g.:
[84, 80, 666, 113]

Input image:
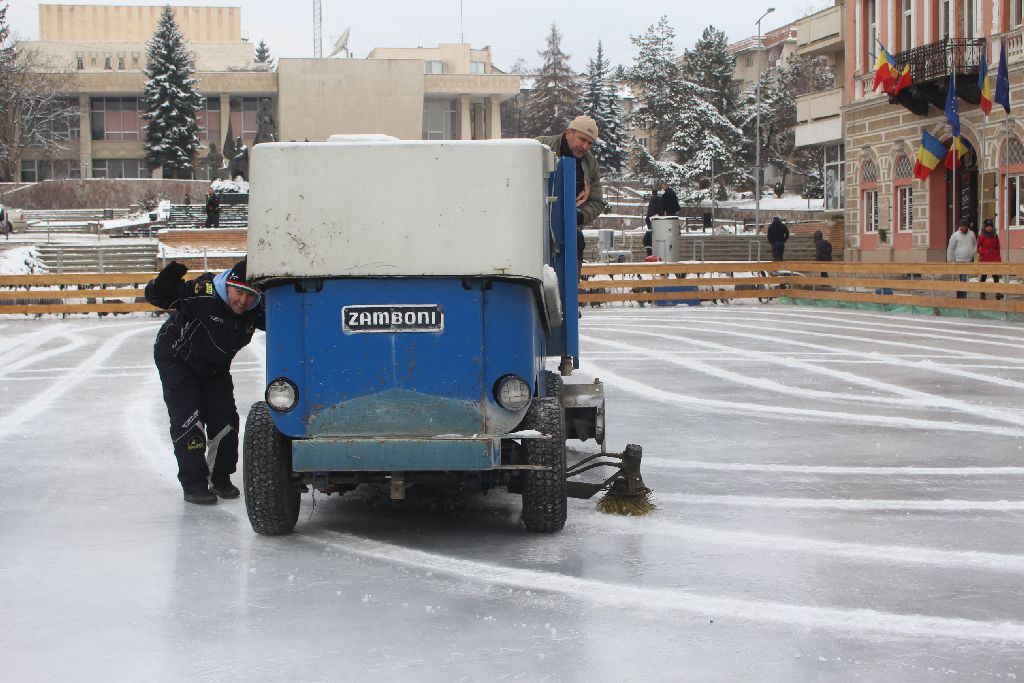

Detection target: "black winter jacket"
[145, 267, 265, 378]
[661, 187, 680, 216]
[767, 218, 789, 244]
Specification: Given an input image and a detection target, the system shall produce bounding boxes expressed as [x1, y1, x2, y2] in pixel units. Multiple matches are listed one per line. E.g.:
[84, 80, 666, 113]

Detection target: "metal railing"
[893, 38, 986, 82]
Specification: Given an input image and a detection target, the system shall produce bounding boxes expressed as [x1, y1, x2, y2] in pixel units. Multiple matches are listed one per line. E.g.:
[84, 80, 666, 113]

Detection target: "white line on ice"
[643, 458, 1024, 475]
[582, 326, 1024, 425]
[582, 331, 937, 409]
[578, 513, 1024, 574]
[692, 311, 1024, 349]
[657, 493, 1024, 511]
[0, 323, 154, 439]
[302, 529, 1024, 642]
[582, 360, 1024, 437]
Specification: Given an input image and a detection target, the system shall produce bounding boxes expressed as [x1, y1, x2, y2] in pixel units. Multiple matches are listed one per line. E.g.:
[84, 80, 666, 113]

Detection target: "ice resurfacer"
[242, 137, 648, 535]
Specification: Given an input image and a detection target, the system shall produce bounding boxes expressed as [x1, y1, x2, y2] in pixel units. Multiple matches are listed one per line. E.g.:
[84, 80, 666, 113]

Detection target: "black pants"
[770, 241, 785, 260]
[205, 213, 219, 229]
[156, 356, 239, 492]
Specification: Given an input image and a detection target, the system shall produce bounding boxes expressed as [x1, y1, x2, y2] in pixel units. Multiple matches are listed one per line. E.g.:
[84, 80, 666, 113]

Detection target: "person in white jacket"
[947, 219, 978, 299]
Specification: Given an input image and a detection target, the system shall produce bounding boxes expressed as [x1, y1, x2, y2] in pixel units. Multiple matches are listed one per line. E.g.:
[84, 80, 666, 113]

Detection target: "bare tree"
[0, 10, 79, 182]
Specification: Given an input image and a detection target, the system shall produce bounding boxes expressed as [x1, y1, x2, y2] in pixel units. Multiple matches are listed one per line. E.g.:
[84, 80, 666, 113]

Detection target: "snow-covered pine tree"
[523, 24, 580, 137]
[683, 27, 737, 123]
[255, 39, 273, 69]
[580, 42, 626, 174]
[664, 82, 747, 203]
[666, 26, 749, 200]
[626, 16, 682, 155]
[143, 5, 203, 179]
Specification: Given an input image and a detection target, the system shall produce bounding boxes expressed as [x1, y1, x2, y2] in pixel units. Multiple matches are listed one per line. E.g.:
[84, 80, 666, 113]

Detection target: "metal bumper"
[291, 436, 501, 472]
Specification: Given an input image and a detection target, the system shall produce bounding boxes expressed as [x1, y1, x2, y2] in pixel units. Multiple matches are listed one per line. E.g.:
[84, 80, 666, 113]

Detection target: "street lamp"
[755, 6, 775, 236]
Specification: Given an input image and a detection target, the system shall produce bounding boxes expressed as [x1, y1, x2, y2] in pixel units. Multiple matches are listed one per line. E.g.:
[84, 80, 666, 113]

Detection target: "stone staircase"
[167, 204, 249, 230]
[22, 208, 132, 233]
[36, 243, 158, 273]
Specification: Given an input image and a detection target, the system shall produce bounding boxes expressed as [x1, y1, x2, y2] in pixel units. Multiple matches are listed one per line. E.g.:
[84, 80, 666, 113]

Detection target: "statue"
[227, 136, 249, 181]
[253, 98, 277, 144]
[206, 142, 224, 180]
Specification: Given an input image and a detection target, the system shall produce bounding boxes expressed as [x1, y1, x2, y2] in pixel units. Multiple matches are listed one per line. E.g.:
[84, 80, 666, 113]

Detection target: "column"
[458, 94, 471, 140]
[485, 96, 501, 139]
[78, 94, 91, 178]
[219, 93, 231, 148]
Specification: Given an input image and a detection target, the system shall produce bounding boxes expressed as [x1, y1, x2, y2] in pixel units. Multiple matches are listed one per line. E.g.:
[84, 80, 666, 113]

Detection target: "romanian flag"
[979, 50, 993, 115]
[892, 65, 913, 96]
[945, 136, 969, 169]
[873, 47, 899, 93]
[913, 131, 947, 180]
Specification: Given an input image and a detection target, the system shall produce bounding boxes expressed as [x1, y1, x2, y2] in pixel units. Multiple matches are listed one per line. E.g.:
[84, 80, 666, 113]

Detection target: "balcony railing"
[893, 38, 985, 82]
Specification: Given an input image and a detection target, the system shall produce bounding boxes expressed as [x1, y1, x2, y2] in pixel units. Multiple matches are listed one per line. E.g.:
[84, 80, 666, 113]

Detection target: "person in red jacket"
[977, 218, 1004, 300]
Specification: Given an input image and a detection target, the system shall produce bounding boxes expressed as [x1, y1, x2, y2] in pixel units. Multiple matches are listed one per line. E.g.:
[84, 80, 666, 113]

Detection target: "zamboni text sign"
[342, 304, 445, 334]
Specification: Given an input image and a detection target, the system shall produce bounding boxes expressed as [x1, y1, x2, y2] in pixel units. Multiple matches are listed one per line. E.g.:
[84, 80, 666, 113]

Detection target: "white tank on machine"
[651, 216, 680, 262]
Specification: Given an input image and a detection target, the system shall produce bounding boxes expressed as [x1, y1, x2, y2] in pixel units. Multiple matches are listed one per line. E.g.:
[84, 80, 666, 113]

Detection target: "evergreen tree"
[523, 24, 580, 137]
[143, 5, 203, 179]
[665, 81, 747, 202]
[626, 16, 682, 155]
[682, 27, 737, 119]
[255, 39, 273, 68]
[580, 42, 626, 174]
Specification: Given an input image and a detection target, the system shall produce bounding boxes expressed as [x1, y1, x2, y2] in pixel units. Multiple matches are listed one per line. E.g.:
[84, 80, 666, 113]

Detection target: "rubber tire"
[243, 401, 300, 536]
[544, 370, 563, 398]
[520, 397, 567, 533]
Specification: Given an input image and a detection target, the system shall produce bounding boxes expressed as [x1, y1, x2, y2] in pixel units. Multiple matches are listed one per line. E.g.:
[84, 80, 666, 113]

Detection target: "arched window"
[861, 160, 879, 233]
[1002, 137, 1024, 230]
[894, 155, 914, 232]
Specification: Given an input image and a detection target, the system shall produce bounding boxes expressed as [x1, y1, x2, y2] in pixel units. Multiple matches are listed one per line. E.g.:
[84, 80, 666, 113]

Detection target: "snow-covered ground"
[2, 306, 1024, 680]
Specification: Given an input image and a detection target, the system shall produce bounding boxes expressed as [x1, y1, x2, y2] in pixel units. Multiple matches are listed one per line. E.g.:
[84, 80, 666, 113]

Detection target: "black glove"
[151, 261, 188, 298]
[576, 210, 585, 227]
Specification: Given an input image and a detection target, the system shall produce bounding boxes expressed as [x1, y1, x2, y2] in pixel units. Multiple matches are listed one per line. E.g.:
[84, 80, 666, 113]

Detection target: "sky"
[7, 0, 831, 72]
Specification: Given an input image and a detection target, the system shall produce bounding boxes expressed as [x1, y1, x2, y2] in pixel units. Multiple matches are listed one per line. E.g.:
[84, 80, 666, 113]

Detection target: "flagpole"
[952, 70, 957, 238]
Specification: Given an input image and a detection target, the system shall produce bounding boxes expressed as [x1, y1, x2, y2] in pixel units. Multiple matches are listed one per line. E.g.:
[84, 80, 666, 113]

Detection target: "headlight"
[493, 374, 531, 411]
[266, 377, 298, 412]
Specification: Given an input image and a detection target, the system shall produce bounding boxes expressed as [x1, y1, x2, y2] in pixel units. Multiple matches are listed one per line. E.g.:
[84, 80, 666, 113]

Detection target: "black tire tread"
[243, 401, 300, 535]
[520, 397, 567, 533]
[544, 370, 563, 398]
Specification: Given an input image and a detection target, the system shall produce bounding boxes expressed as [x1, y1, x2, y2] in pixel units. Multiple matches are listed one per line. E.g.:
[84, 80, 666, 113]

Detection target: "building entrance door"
[944, 141, 978, 241]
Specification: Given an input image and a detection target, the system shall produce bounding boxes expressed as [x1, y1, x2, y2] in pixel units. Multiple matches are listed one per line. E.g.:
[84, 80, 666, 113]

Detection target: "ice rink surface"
[2, 305, 1024, 681]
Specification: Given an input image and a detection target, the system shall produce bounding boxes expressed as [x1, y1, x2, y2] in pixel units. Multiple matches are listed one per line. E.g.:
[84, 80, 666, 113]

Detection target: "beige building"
[843, 0, 1024, 262]
[794, 2, 847, 211]
[18, 4, 520, 182]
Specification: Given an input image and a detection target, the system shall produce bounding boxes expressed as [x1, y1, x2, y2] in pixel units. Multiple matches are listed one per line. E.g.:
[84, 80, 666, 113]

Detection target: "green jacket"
[536, 133, 605, 226]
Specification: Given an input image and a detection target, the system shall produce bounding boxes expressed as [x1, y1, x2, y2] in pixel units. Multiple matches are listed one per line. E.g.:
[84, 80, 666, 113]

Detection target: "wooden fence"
[579, 261, 1024, 314]
[3, 262, 1024, 315]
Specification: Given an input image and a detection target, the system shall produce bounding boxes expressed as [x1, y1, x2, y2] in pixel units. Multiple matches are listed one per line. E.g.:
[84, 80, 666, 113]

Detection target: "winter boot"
[210, 477, 240, 499]
[980, 292, 987, 300]
[183, 484, 217, 505]
[997, 293, 1005, 300]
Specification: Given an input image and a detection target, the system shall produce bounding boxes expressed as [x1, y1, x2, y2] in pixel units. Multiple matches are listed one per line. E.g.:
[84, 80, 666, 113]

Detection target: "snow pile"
[0, 246, 47, 275]
[211, 178, 249, 194]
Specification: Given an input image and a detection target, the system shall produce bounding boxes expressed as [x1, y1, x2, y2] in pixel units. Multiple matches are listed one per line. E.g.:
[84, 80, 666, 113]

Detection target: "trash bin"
[702, 212, 712, 228]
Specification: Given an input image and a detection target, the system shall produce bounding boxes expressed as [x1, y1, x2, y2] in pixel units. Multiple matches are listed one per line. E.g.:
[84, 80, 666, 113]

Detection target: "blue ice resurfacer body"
[242, 137, 630, 535]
